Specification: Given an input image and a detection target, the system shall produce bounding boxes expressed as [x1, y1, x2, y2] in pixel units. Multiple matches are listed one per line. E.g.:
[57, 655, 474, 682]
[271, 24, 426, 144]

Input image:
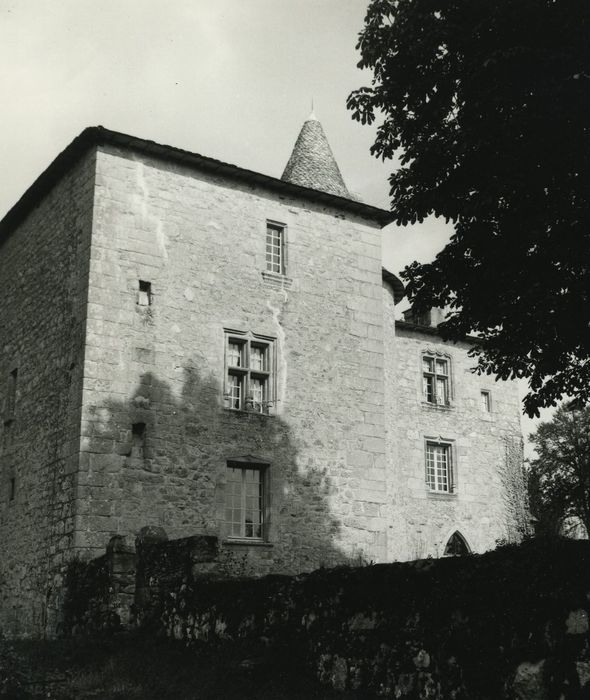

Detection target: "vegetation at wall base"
[0, 633, 352, 700]
[3, 537, 590, 698]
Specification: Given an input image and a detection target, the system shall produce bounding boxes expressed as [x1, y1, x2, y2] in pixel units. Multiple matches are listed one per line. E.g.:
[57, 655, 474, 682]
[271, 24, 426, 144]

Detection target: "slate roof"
[281, 113, 351, 198]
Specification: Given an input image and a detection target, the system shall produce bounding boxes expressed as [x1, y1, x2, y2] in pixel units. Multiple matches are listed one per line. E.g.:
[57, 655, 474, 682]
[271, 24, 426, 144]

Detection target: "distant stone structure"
[0, 114, 528, 636]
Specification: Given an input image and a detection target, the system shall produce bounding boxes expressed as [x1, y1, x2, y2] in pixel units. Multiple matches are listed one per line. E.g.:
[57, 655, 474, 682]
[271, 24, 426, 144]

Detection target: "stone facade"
[383, 285, 527, 560]
[78, 142, 387, 574]
[0, 125, 527, 636]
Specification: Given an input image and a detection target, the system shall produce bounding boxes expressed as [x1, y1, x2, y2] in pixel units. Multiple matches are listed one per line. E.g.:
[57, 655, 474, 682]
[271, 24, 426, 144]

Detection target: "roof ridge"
[0, 127, 393, 244]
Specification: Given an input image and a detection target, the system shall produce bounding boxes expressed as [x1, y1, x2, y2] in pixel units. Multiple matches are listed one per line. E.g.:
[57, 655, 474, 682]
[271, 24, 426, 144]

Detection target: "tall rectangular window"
[266, 222, 285, 274]
[426, 441, 453, 493]
[481, 390, 491, 412]
[225, 464, 265, 539]
[4, 368, 17, 423]
[225, 333, 274, 414]
[422, 355, 449, 406]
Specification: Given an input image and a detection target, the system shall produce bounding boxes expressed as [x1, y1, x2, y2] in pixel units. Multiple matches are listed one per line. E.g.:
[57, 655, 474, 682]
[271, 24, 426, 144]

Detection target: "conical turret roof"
[281, 112, 350, 198]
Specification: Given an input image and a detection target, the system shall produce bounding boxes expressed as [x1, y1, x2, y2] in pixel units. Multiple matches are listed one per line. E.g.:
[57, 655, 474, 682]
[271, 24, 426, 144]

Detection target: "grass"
[0, 632, 361, 699]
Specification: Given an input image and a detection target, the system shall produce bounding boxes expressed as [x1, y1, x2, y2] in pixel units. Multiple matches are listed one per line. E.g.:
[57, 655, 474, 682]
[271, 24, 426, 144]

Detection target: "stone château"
[0, 114, 528, 636]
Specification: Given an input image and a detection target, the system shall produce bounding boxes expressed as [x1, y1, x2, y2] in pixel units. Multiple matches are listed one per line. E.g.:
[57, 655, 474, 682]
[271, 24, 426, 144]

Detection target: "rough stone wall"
[62, 534, 136, 634]
[0, 152, 95, 636]
[76, 145, 387, 575]
[383, 287, 528, 560]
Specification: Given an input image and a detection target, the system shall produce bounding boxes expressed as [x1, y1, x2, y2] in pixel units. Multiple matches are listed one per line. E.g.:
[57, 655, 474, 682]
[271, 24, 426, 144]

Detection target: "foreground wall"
[155, 539, 590, 698]
[0, 153, 94, 636]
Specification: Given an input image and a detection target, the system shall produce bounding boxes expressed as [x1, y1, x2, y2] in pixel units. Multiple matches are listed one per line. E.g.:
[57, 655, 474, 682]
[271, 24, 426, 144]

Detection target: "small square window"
[137, 280, 152, 306]
[481, 390, 491, 412]
[266, 222, 285, 275]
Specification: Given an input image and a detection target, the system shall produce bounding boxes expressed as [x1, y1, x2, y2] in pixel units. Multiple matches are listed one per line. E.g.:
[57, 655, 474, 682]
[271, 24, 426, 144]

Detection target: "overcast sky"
[0, 0, 547, 444]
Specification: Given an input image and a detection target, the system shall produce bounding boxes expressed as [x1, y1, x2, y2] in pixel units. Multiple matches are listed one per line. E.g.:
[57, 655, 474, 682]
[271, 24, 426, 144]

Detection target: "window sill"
[261, 271, 293, 290]
[223, 538, 274, 548]
[421, 401, 454, 411]
[427, 490, 458, 500]
[223, 407, 273, 417]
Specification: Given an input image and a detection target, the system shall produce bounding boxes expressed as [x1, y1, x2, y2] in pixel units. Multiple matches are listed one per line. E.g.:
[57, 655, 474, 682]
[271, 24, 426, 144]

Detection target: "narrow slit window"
[9, 477, 15, 501]
[131, 422, 146, 458]
[481, 390, 491, 412]
[138, 280, 152, 306]
[5, 368, 17, 423]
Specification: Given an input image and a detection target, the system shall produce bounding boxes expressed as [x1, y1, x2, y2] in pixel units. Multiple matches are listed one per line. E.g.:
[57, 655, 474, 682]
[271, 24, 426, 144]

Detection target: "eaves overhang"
[0, 126, 395, 244]
[395, 320, 481, 344]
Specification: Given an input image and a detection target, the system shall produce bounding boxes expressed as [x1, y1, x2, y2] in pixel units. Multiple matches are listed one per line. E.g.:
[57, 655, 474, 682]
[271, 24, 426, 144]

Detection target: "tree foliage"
[528, 404, 590, 537]
[348, 0, 590, 416]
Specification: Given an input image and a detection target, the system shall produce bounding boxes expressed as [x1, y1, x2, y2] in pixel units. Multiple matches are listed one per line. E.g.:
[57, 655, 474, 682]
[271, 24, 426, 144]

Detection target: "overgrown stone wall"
[63, 530, 222, 635]
[0, 151, 95, 637]
[155, 539, 590, 698]
[62, 534, 137, 635]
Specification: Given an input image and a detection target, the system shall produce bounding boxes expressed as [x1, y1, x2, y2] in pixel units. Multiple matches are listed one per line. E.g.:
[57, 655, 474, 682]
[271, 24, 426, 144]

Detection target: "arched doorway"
[443, 531, 471, 556]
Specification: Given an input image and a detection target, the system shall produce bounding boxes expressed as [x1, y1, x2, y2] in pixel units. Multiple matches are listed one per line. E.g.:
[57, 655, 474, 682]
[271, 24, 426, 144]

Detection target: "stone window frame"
[223, 456, 271, 543]
[443, 530, 471, 556]
[223, 329, 277, 415]
[265, 220, 287, 275]
[261, 219, 293, 290]
[137, 280, 153, 307]
[424, 436, 457, 496]
[419, 349, 454, 409]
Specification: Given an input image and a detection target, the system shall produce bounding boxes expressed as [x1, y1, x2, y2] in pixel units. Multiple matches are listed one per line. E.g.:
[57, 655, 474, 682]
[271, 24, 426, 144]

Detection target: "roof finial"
[308, 97, 317, 121]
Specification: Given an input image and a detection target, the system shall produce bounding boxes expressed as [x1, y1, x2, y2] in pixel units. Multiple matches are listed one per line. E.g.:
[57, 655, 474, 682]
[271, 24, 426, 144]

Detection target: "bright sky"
[0, 0, 545, 446]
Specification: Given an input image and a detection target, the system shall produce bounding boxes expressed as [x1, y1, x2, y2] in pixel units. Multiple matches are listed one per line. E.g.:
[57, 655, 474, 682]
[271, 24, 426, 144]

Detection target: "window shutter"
[448, 450, 455, 493]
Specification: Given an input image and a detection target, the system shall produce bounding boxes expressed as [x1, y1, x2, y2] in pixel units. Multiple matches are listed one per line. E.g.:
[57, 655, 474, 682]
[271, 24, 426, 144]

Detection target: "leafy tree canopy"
[528, 404, 590, 537]
[348, 0, 590, 416]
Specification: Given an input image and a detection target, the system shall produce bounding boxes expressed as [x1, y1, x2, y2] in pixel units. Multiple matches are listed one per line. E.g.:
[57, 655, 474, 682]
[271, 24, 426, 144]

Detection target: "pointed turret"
[281, 112, 351, 198]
